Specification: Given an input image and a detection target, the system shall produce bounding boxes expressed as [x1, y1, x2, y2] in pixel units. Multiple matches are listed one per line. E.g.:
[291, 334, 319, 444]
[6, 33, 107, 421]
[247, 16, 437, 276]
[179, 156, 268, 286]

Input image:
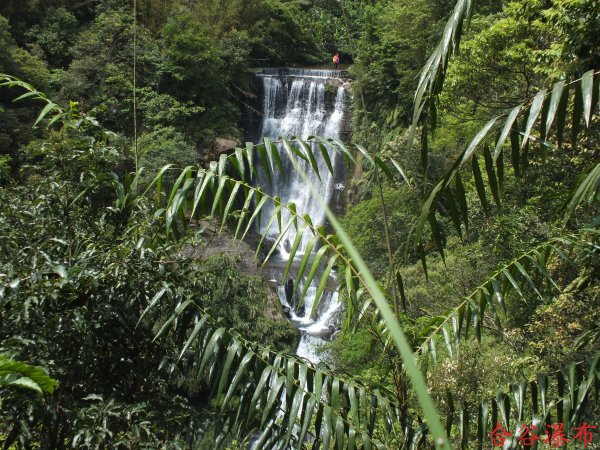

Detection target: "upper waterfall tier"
[256, 67, 349, 80]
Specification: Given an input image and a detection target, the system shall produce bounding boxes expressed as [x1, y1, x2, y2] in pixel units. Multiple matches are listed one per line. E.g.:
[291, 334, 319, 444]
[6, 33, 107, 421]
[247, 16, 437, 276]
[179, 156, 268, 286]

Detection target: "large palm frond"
[139, 138, 450, 448]
[412, 70, 600, 256]
[415, 228, 599, 368]
[410, 0, 475, 167]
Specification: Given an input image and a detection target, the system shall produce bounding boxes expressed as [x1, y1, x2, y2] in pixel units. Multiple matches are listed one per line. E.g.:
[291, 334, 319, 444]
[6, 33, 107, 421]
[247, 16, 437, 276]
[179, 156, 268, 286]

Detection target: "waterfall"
[255, 68, 348, 364]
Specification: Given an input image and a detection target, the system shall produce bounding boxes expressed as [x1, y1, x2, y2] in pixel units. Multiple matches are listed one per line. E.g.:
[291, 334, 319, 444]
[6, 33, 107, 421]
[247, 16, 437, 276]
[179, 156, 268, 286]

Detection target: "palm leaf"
[416, 228, 598, 367]
[412, 71, 600, 253]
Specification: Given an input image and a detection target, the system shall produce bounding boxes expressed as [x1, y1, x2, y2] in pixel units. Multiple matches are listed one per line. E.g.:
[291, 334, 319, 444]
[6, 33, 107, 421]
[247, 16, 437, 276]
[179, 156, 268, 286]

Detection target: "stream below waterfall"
[254, 68, 349, 364]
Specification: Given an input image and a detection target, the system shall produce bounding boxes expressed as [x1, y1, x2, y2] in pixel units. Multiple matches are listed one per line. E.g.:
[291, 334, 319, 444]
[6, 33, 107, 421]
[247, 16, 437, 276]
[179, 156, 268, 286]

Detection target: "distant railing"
[256, 67, 348, 79]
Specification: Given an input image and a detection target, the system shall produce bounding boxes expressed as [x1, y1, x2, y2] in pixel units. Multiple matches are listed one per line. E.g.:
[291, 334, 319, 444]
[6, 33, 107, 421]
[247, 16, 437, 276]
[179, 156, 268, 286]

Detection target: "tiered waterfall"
[255, 68, 348, 363]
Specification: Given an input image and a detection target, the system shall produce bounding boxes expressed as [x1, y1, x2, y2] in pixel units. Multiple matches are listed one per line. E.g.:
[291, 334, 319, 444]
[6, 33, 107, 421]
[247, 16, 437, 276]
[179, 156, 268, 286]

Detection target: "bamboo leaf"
[396, 270, 408, 313]
[220, 181, 241, 231]
[290, 139, 312, 162]
[502, 268, 524, 299]
[137, 288, 167, 326]
[153, 299, 193, 342]
[455, 174, 469, 234]
[471, 155, 489, 213]
[421, 125, 429, 173]
[522, 89, 546, 148]
[510, 121, 521, 177]
[478, 400, 489, 449]
[284, 388, 304, 444]
[33, 101, 58, 127]
[428, 212, 445, 262]
[311, 255, 339, 318]
[298, 397, 317, 447]
[218, 341, 242, 399]
[563, 162, 600, 223]
[240, 193, 268, 242]
[198, 328, 225, 376]
[354, 144, 374, 165]
[299, 245, 329, 305]
[483, 146, 500, 206]
[210, 176, 227, 217]
[294, 138, 322, 180]
[496, 149, 504, 197]
[545, 81, 566, 138]
[178, 316, 209, 361]
[494, 106, 521, 160]
[261, 215, 295, 264]
[190, 171, 214, 218]
[335, 415, 345, 450]
[254, 204, 283, 256]
[292, 235, 318, 298]
[375, 156, 395, 180]
[233, 147, 245, 180]
[261, 375, 286, 427]
[556, 84, 570, 147]
[12, 90, 42, 103]
[581, 70, 594, 127]
[572, 83, 583, 148]
[318, 142, 335, 175]
[390, 158, 412, 186]
[244, 141, 257, 180]
[249, 366, 272, 414]
[234, 188, 255, 239]
[281, 226, 307, 282]
[256, 145, 272, 185]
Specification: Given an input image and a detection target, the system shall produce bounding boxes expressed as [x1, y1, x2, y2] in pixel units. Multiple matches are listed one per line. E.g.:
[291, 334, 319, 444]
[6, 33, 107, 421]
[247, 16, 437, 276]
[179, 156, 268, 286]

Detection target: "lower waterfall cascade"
[254, 68, 350, 364]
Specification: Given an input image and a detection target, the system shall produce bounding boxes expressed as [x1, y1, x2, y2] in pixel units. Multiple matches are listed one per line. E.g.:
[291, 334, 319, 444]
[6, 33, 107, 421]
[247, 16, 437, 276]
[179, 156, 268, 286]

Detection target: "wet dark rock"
[296, 300, 305, 317]
[284, 278, 294, 303]
[283, 239, 291, 253]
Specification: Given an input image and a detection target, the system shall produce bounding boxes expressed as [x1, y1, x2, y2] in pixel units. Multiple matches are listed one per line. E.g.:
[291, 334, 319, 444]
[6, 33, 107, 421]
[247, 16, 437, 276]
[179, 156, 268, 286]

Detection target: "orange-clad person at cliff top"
[332, 52, 340, 69]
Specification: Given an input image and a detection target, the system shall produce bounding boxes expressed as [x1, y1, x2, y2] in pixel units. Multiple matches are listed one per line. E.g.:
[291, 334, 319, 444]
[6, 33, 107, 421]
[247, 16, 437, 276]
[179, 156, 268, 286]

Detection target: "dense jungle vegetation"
[1, 0, 599, 448]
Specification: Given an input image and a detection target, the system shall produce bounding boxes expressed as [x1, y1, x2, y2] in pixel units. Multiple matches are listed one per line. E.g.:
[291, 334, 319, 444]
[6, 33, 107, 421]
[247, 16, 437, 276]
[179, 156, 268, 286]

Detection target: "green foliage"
[25, 7, 78, 67]
[160, 15, 238, 143]
[0, 85, 299, 448]
[479, 204, 550, 259]
[540, 0, 600, 77]
[138, 126, 197, 171]
[325, 329, 377, 374]
[194, 253, 298, 349]
[0, 154, 10, 182]
[137, 87, 205, 129]
[0, 355, 57, 394]
[351, 0, 439, 129]
[425, 338, 521, 402]
[339, 0, 600, 447]
[342, 184, 420, 278]
[0, 16, 50, 179]
[442, 11, 548, 111]
[527, 287, 600, 371]
[0, 15, 50, 88]
[59, 9, 153, 134]
[412, 71, 600, 257]
[1, 0, 600, 447]
[401, 238, 496, 314]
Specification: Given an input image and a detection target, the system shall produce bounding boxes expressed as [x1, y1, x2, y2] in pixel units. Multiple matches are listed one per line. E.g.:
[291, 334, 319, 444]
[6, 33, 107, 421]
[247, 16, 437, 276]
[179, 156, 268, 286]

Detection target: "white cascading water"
[256, 68, 347, 364]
